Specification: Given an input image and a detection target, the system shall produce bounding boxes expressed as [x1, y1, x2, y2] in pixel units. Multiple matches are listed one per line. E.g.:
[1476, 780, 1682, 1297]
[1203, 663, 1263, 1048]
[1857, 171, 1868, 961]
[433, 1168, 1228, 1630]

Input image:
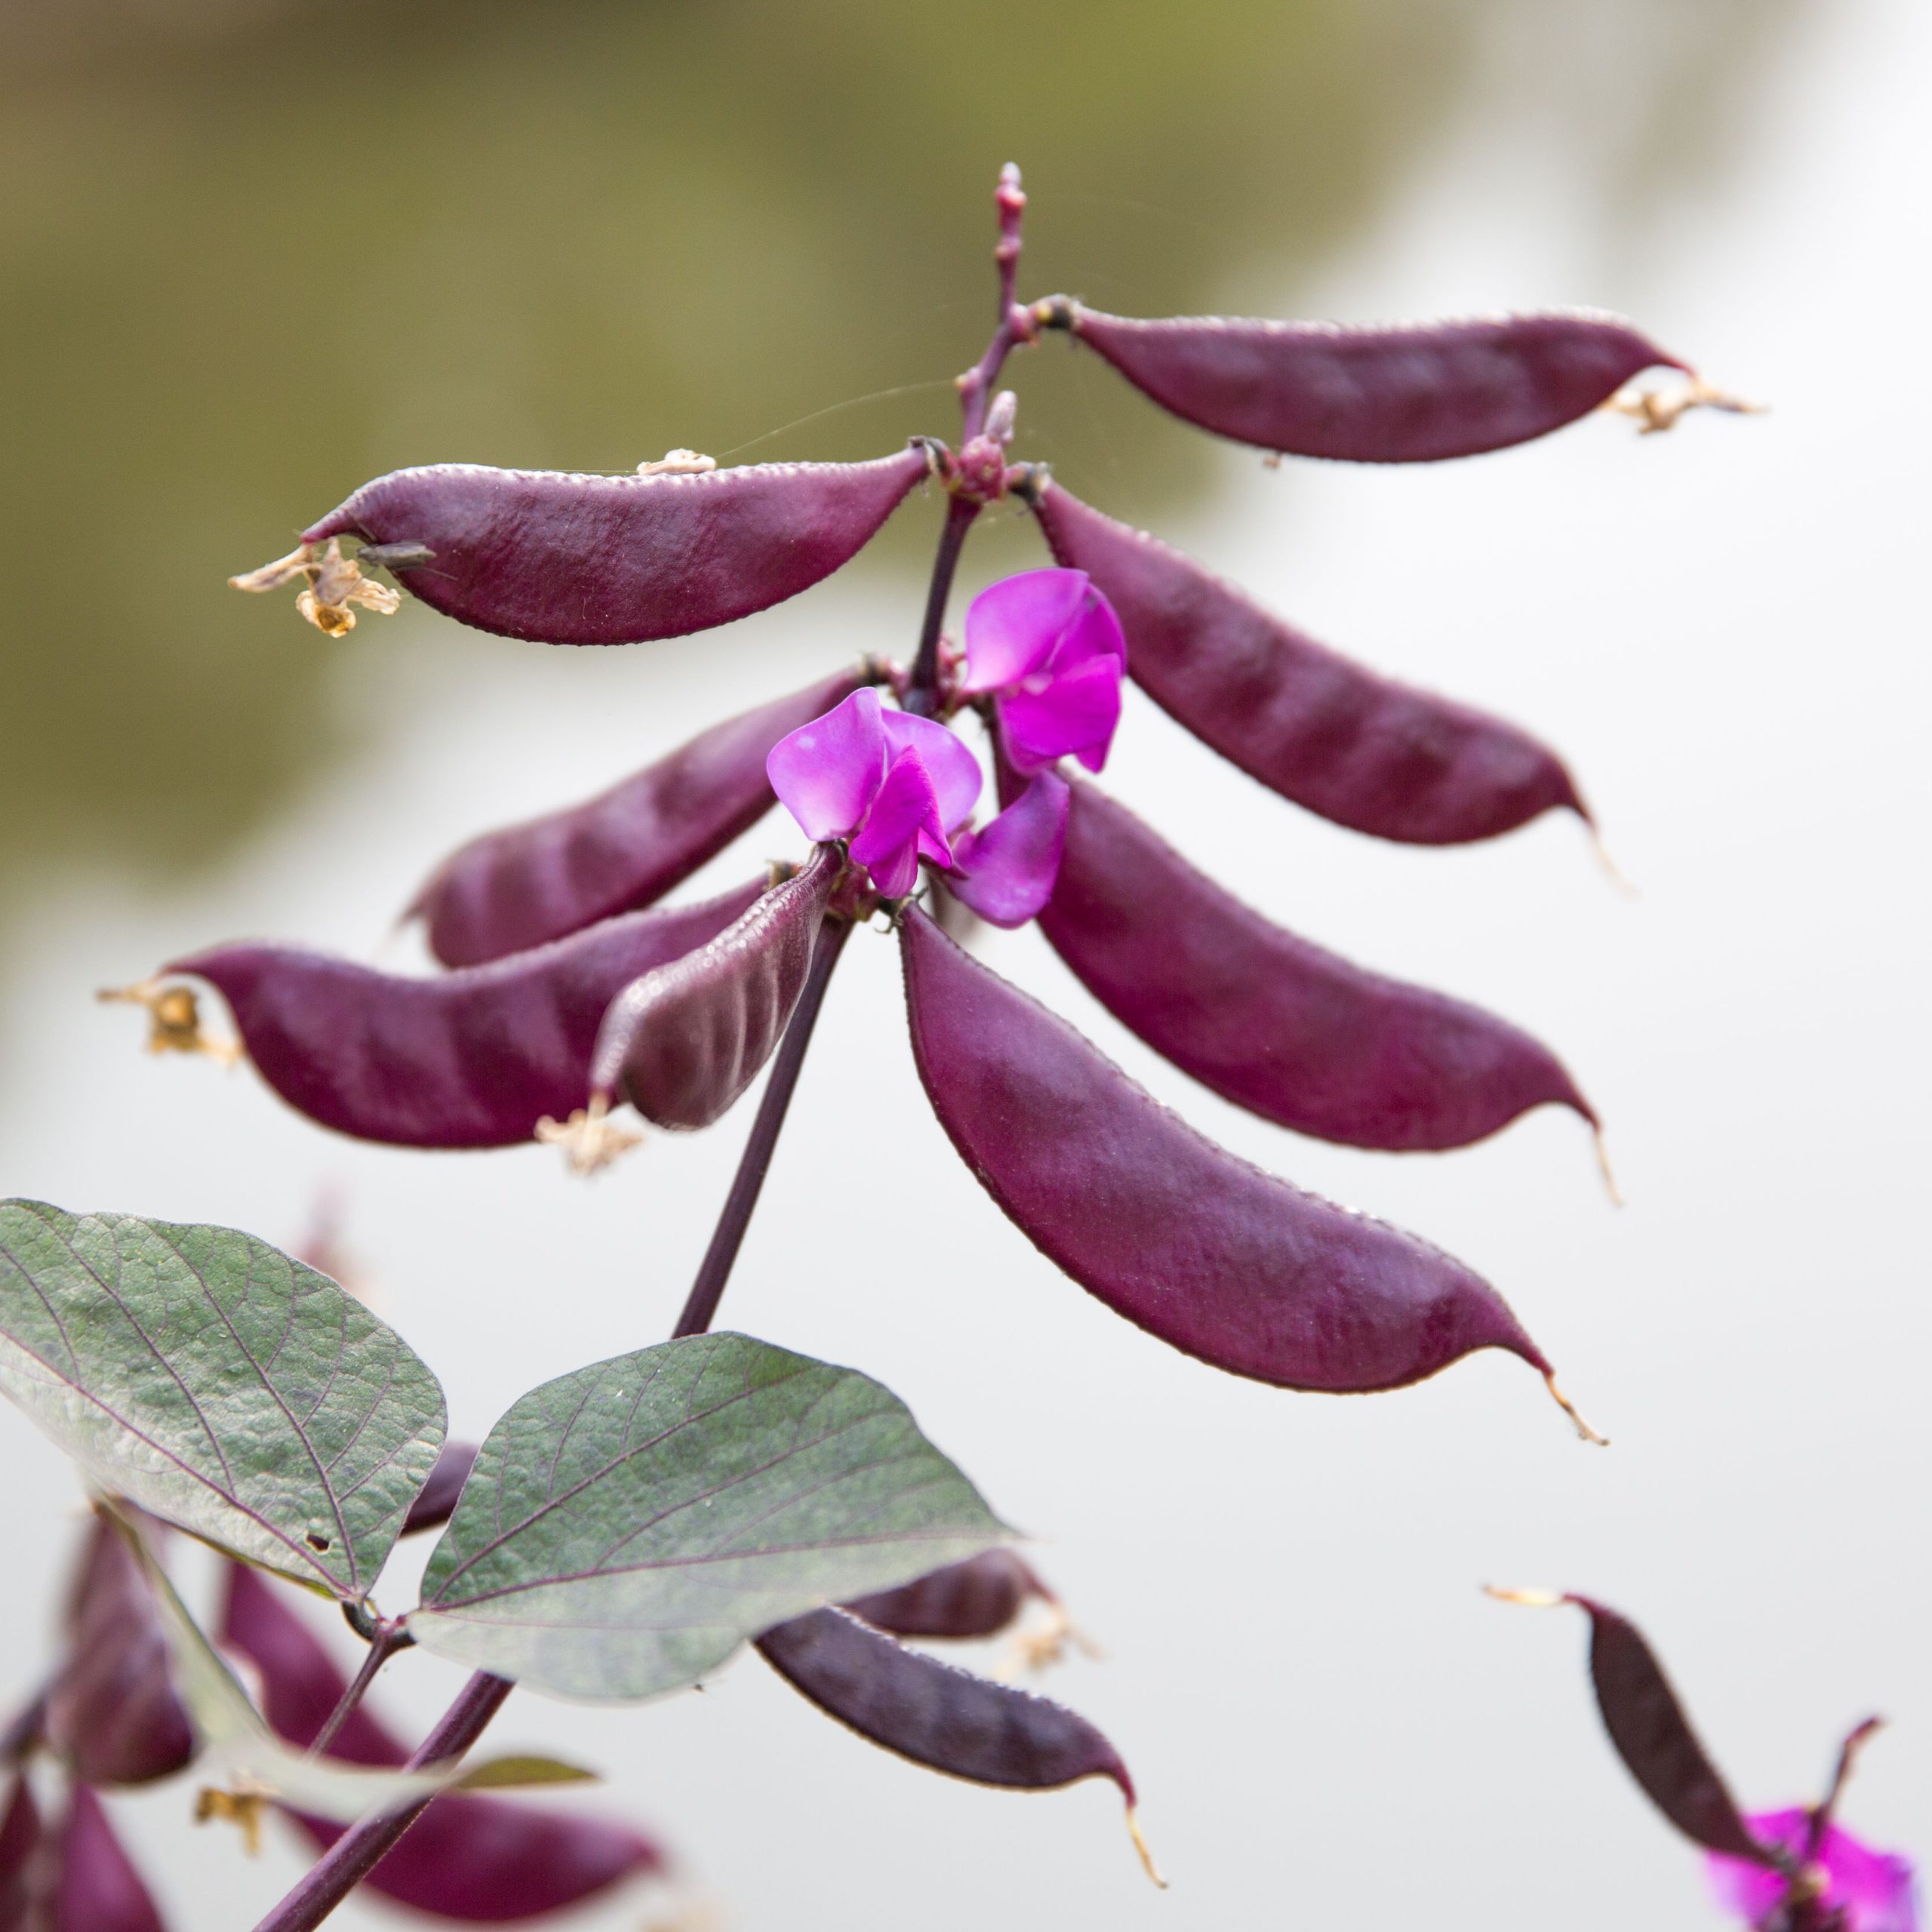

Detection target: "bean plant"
[1, 165, 1915, 1932]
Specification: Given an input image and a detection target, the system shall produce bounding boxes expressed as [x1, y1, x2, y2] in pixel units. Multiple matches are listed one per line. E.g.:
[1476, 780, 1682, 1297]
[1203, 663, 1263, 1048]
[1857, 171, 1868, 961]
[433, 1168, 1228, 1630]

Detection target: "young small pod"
[43, 1511, 197, 1789]
[1029, 482, 1586, 844]
[161, 881, 759, 1149]
[401, 1440, 480, 1537]
[588, 845, 842, 1132]
[1033, 777, 1595, 1151]
[842, 1549, 1051, 1642]
[901, 907, 1589, 1428]
[411, 666, 868, 966]
[1038, 300, 1684, 462]
[756, 1609, 1158, 1879]
[295, 445, 934, 645]
[53, 1786, 168, 1932]
[221, 1565, 665, 1921]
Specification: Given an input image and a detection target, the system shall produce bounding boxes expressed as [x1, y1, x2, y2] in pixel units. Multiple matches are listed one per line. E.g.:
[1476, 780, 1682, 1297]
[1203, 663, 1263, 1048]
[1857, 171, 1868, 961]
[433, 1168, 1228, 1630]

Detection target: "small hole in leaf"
[306, 1533, 331, 1552]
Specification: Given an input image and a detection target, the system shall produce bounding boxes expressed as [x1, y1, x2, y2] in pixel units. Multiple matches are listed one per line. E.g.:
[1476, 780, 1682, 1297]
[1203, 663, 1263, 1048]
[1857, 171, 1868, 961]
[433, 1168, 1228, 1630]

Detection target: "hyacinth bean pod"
[221, 1565, 664, 1921]
[43, 1513, 196, 1789]
[2, 1777, 37, 1921]
[411, 666, 869, 967]
[589, 844, 841, 1131]
[54, 1786, 167, 1932]
[1041, 301, 1686, 462]
[756, 1609, 1155, 1878]
[902, 907, 1578, 1410]
[1037, 777, 1595, 1150]
[300, 446, 933, 645]
[1029, 482, 1586, 844]
[168, 882, 760, 1148]
[401, 1441, 480, 1537]
[842, 1549, 1051, 1642]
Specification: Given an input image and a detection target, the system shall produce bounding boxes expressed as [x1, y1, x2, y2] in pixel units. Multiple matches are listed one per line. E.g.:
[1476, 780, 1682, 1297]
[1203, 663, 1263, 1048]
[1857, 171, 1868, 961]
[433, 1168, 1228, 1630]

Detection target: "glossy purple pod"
[901, 906, 1560, 1399]
[1035, 777, 1595, 1150]
[1044, 301, 1684, 462]
[1559, 1594, 1777, 1866]
[170, 881, 759, 1148]
[2, 1776, 38, 1929]
[589, 846, 841, 1131]
[842, 1550, 1051, 1642]
[54, 1786, 166, 1932]
[221, 1565, 664, 1921]
[411, 667, 866, 967]
[44, 1514, 195, 1789]
[758, 1608, 1132, 1798]
[300, 446, 932, 645]
[402, 1441, 480, 1537]
[1031, 483, 1586, 844]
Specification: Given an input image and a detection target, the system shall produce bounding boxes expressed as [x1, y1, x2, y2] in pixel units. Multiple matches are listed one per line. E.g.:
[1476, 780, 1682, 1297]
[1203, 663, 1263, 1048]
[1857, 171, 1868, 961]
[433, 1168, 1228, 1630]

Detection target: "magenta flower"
[961, 568, 1126, 777]
[1709, 1813, 1919, 1932]
[767, 685, 1069, 925]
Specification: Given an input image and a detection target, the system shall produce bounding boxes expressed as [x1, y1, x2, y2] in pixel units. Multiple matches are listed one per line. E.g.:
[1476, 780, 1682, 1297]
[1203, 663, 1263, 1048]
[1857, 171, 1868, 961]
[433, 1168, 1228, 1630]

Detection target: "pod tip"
[1482, 1585, 1567, 1610]
[1543, 1373, 1609, 1447]
[1593, 1128, 1625, 1209]
[1589, 826, 1639, 897]
[97, 979, 241, 1066]
[536, 1094, 645, 1177]
[1601, 374, 1767, 435]
[1126, 1807, 1169, 1890]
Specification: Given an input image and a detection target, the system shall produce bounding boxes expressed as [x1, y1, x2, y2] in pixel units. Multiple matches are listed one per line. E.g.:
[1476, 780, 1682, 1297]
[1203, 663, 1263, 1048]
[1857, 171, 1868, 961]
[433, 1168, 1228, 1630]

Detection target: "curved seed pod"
[297, 446, 932, 645]
[401, 1440, 480, 1537]
[220, 1565, 665, 1920]
[2, 1776, 38, 1927]
[411, 666, 869, 967]
[54, 1786, 166, 1932]
[44, 1512, 196, 1789]
[1031, 484, 1585, 843]
[1036, 777, 1594, 1150]
[167, 881, 760, 1148]
[902, 907, 1585, 1419]
[1491, 1590, 1778, 1866]
[757, 1609, 1158, 1878]
[842, 1549, 1051, 1641]
[1042, 301, 1684, 462]
[589, 847, 841, 1131]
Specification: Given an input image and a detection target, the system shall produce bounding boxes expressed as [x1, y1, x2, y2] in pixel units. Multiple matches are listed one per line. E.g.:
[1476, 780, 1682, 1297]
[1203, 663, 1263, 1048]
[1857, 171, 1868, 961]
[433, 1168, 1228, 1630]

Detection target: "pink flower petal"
[961, 569, 1090, 694]
[1707, 1810, 1920, 1932]
[767, 687, 885, 841]
[998, 654, 1124, 775]
[1045, 583, 1128, 674]
[881, 710, 983, 830]
[851, 747, 949, 897]
[949, 772, 1069, 928]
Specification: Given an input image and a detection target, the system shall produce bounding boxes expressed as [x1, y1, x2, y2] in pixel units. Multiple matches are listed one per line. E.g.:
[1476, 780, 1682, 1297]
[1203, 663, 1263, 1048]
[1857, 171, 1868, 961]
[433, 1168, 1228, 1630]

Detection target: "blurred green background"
[0, 0, 1795, 897]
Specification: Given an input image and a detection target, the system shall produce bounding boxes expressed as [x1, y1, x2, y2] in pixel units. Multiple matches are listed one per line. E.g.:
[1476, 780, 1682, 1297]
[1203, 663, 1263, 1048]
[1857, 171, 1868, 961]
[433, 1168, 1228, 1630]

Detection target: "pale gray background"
[1, 0, 1926, 1924]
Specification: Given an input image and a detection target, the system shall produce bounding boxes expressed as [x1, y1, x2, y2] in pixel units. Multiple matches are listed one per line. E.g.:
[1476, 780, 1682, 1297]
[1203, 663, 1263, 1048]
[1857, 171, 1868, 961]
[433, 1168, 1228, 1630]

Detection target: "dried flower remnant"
[228, 538, 400, 637]
[1602, 374, 1767, 435]
[95, 980, 240, 1064]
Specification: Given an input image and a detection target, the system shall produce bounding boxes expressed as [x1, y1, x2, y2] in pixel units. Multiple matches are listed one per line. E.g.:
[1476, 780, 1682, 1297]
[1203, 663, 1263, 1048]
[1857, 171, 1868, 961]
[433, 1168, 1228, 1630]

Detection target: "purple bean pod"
[2, 1775, 38, 1927]
[411, 666, 869, 966]
[299, 446, 934, 645]
[166, 882, 759, 1148]
[401, 1441, 480, 1537]
[53, 1786, 167, 1932]
[588, 845, 842, 1131]
[841, 1550, 1051, 1642]
[1028, 480, 1586, 844]
[1037, 300, 1685, 462]
[901, 906, 1589, 1423]
[221, 1565, 664, 1921]
[1032, 774, 1595, 1150]
[43, 1513, 196, 1789]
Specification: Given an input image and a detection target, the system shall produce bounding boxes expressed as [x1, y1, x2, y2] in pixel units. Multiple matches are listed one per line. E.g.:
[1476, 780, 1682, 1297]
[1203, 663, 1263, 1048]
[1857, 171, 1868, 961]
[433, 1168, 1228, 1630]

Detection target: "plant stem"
[251, 1671, 512, 1932]
[905, 494, 979, 718]
[310, 1622, 412, 1759]
[673, 913, 854, 1338]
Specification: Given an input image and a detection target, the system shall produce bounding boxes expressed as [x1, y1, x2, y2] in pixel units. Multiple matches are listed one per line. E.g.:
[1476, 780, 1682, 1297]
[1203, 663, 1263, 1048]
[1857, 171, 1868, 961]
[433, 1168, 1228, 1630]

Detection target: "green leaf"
[411, 1331, 1007, 1701]
[0, 1201, 445, 1599]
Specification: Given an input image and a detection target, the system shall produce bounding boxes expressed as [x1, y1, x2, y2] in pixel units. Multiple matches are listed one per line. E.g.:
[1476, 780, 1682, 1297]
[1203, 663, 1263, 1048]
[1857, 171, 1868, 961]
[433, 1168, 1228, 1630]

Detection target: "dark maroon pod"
[401, 1440, 480, 1537]
[169, 881, 758, 1148]
[590, 847, 841, 1131]
[902, 906, 1570, 1405]
[842, 1550, 1051, 1642]
[758, 1608, 1133, 1798]
[300, 446, 932, 645]
[1044, 301, 1684, 462]
[2, 1776, 39, 1930]
[43, 1513, 195, 1789]
[54, 1786, 166, 1932]
[411, 666, 868, 967]
[221, 1565, 665, 1921]
[1037, 777, 1595, 1150]
[1032, 483, 1586, 844]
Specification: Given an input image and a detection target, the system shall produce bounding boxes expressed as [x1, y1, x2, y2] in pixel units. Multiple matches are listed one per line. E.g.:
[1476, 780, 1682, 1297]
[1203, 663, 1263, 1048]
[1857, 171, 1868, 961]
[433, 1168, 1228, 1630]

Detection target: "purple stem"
[309, 1621, 413, 1760]
[251, 1670, 512, 1932]
[905, 495, 980, 718]
[672, 912, 854, 1338]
